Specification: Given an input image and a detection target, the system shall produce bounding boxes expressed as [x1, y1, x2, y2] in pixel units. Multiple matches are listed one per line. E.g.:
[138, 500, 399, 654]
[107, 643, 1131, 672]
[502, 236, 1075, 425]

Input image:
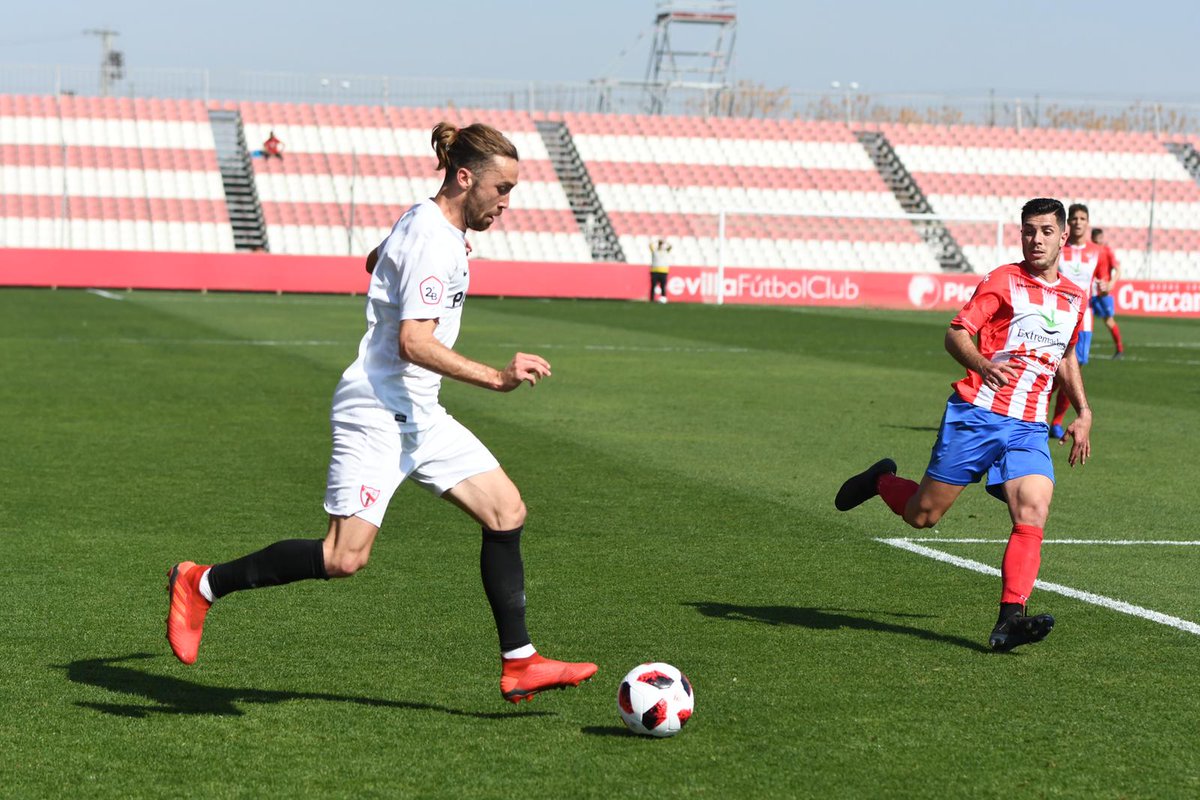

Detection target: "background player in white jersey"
[834, 198, 1093, 652]
[167, 121, 597, 703]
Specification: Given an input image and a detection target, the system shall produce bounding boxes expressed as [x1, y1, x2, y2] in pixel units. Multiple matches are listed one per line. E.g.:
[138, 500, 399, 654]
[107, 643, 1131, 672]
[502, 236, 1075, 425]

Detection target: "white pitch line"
[86, 288, 126, 301]
[130, 338, 344, 347]
[7, 335, 754, 354]
[43, 336, 346, 347]
[1134, 342, 1200, 349]
[878, 537, 1200, 637]
[496, 342, 752, 354]
[906, 537, 1200, 546]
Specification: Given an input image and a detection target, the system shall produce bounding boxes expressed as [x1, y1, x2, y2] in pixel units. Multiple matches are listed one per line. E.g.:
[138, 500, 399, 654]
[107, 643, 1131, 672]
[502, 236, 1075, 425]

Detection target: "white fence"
[2, 63, 1199, 134]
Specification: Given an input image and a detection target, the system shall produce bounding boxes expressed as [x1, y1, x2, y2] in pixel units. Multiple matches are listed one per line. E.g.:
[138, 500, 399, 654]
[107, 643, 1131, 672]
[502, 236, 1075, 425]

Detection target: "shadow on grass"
[881, 424, 940, 433]
[581, 725, 638, 738]
[686, 602, 989, 653]
[57, 653, 552, 719]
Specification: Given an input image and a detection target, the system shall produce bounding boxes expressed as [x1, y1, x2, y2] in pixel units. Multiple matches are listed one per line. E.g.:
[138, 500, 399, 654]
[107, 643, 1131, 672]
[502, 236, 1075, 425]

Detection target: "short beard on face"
[1029, 251, 1056, 271]
[463, 190, 494, 232]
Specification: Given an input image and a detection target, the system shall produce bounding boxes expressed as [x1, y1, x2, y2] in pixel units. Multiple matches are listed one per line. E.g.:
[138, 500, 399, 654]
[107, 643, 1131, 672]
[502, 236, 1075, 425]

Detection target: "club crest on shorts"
[360, 485, 380, 508]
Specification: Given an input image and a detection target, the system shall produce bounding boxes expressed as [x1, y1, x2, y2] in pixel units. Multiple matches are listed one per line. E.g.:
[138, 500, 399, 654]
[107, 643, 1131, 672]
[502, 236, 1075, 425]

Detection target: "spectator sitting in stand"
[263, 131, 284, 160]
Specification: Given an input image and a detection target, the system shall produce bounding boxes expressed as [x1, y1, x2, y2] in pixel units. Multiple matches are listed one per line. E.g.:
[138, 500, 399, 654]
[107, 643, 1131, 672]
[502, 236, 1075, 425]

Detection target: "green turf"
[2, 288, 1199, 799]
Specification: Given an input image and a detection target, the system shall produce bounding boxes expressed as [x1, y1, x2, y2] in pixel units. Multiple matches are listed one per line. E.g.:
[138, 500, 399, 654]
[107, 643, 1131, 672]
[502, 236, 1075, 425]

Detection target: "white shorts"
[323, 413, 500, 528]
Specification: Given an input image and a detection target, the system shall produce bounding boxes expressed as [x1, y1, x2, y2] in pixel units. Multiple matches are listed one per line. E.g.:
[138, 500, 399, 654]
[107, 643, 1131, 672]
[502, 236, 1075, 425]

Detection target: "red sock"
[877, 473, 918, 517]
[1050, 387, 1070, 427]
[1111, 323, 1124, 352]
[1000, 524, 1044, 605]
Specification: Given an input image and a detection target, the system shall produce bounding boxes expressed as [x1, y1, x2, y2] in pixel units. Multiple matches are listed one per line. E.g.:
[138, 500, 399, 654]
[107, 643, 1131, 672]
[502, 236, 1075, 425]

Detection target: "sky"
[3, 1, 1199, 102]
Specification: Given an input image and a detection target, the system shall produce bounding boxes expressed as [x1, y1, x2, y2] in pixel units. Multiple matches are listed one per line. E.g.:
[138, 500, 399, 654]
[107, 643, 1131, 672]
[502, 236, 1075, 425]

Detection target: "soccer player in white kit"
[167, 121, 597, 702]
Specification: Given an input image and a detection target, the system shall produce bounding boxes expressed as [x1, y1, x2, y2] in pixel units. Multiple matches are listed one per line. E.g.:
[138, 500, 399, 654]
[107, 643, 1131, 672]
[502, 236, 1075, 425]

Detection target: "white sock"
[198, 568, 215, 603]
[502, 644, 536, 660]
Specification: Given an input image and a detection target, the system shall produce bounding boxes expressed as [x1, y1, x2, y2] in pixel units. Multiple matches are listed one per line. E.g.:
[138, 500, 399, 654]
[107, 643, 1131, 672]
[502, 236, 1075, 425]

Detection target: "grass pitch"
[2, 288, 1199, 799]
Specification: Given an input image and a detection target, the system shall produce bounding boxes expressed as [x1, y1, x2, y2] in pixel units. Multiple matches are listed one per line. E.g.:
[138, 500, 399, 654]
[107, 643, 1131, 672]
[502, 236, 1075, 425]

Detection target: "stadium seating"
[879, 123, 1200, 280]
[3, 89, 1197, 282]
[0, 94, 234, 252]
[565, 112, 936, 272]
[236, 101, 592, 261]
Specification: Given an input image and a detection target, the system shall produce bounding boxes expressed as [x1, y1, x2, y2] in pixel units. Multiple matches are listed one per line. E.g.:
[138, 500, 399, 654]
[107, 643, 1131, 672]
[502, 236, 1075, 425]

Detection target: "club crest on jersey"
[360, 485, 380, 508]
[420, 276, 444, 305]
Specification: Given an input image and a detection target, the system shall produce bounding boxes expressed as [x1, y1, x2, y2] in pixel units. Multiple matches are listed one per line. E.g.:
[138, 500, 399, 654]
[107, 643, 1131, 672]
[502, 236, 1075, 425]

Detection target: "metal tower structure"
[84, 28, 124, 96]
[643, 2, 737, 115]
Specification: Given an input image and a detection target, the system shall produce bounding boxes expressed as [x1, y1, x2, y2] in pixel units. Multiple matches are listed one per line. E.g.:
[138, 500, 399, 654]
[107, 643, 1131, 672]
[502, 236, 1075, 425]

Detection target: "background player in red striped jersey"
[1089, 226, 1125, 359]
[1047, 203, 1113, 438]
[835, 198, 1093, 652]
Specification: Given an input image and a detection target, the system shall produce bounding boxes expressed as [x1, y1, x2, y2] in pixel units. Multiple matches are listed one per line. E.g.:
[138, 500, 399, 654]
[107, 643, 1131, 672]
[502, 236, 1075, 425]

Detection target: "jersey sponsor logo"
[446, 290, 465, 309]
[360, 485, 380, 508]
[1008, 276, 1071, 365]
[1015, 328, 1062, 347]
[420, 276, 444, 305]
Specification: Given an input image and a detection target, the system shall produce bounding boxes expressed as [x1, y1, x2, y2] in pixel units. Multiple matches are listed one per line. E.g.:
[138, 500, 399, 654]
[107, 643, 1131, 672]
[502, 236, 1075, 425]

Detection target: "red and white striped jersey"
[951, 263, 1086, 422]
[1058, 242, 1112, 332]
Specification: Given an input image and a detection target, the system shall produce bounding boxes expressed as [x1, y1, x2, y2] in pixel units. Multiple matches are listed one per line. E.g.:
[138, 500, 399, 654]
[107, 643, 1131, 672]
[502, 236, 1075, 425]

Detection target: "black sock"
[207, 539, 328, 599]
[998, 602, 1024, 625]
[481, 526, 531, 653]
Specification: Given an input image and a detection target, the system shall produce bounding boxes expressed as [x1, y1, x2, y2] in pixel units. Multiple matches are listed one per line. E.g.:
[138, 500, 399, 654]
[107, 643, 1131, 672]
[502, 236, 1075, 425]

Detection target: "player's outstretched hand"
[498, 352, 552, 391]
[1062, 411, 1092, 466]
[979, 359, 1019, 390]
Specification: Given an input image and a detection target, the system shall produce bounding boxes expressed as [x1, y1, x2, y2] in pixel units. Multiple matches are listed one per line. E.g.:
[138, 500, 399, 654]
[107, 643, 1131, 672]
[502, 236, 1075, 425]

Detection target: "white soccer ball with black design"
[617, 662, 694, 737]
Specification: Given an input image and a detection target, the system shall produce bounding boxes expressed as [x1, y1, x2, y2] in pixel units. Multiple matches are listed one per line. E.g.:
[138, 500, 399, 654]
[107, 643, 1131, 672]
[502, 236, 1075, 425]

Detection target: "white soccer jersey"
[1057, 243, 1101, 333]
[330, 199, 469, 430]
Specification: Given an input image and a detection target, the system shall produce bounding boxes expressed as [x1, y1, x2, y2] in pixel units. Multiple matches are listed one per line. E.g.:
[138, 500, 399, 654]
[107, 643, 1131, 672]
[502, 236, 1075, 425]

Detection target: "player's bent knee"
[1013, 505, 1049, 528]
[902, 498, 942, 529]
[493, 499, 527, 532]
[903, 509, 940, 529]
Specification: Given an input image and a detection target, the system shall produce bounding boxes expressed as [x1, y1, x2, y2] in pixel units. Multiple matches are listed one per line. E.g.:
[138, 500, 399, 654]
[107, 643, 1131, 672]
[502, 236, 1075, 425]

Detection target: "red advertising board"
[664, 267, 982, 310]
[1, 248, 1197, 317]
[664, 266, 1200, 317]
[0, 248, 647, 300]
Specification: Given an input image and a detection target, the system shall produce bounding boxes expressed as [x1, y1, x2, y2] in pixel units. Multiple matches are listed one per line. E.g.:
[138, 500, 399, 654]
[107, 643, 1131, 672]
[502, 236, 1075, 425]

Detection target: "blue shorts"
[925, 395, 1054, 502]
[1075, 330, 1092, 365]
[1090, 295, 1115, 318]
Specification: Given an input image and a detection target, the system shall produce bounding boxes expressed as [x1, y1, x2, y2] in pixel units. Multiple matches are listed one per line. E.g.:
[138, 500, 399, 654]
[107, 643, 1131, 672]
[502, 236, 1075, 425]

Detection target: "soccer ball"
[617, 662, 694, 737]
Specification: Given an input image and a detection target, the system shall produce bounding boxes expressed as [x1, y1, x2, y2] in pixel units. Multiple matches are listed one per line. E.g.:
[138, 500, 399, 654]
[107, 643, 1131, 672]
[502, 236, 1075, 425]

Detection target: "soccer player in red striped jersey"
[1048, 204, 1117, 437]
[835, 198, 1093, 652]
[1089, 226, 1125, 359]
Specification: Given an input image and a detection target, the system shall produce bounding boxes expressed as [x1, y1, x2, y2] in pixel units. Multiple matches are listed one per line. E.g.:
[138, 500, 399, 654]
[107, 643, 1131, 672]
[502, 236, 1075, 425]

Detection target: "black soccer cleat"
[834, 458, 897, 511]
[989, 612, 1055, 653]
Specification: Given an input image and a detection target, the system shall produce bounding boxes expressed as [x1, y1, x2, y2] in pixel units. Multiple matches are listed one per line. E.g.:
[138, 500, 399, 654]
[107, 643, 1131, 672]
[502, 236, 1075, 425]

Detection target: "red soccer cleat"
[500, 653, 598, 703]
[166, 561, 212, 665]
